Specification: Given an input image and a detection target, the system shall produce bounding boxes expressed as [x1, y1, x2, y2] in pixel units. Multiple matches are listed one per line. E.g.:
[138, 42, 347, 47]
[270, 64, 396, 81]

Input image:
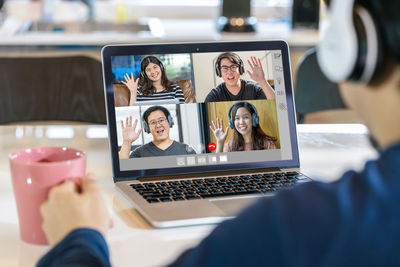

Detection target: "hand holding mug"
[40, 174, 111, 245]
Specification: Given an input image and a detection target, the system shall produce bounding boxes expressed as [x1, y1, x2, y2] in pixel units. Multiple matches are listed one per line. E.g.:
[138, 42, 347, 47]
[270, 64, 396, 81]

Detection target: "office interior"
[0, 1, 377, 266]
[0, 0, 358, 124]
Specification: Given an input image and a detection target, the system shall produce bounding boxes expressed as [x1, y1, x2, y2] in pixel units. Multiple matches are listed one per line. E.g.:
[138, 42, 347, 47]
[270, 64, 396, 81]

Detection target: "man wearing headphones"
[118, 106, 196, 158]
[204, 52, 275, 102]
[38, 0, 400, 266]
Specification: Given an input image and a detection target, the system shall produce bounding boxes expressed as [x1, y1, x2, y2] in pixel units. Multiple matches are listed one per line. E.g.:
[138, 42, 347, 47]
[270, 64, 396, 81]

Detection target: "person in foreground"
[38, 0, 400, 266]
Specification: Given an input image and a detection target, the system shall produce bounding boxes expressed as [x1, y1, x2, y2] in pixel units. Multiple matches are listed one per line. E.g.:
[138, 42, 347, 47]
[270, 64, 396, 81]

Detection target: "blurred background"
[0, 0, 357, 124]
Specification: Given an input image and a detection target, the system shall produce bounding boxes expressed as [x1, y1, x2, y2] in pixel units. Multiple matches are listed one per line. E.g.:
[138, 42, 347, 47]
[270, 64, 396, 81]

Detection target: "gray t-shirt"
[204, 79, 267, 103]
[130, 140, 196, 158]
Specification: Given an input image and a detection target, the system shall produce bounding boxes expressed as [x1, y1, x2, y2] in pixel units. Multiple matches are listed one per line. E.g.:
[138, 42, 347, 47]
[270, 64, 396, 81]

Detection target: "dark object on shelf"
[217, 0, 256, 32]
[292, 0, 320, 29]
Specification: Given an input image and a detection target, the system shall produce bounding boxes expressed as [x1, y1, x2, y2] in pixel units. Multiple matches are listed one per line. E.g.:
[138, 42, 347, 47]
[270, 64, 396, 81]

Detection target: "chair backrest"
[113, 79, 196, 107]
[294, 48, 346, 123]
[0, 56, 106, 124]
[113, 83, 130, 107]
[175, 79, 196, 103]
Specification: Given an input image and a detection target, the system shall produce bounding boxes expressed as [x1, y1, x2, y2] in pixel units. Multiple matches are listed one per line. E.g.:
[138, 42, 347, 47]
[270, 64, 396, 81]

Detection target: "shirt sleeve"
[204, 89, 217, 103]
[174, 85, 185, 103]
[186, 145, 197, 154]
[264, 138, 277, 149]
[223, 140, 232, 152]
[131, 146, 142, 158]
[167, 171, 363, 267]
[255, 84, 267, 99]
[37, 228, 111, 267]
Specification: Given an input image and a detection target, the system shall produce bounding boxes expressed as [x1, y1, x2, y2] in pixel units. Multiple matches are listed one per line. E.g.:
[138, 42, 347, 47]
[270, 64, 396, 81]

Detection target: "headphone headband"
[317, 0, 380, 84]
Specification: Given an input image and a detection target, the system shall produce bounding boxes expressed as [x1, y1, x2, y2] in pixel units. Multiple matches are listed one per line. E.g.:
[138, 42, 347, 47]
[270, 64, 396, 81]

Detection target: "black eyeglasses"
[220, 64, 239, 73]
[149, 118, 168, 127]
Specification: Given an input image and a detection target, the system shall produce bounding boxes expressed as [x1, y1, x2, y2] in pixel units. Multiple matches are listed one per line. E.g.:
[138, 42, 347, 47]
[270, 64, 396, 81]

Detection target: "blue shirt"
[38, 143, 400, 267]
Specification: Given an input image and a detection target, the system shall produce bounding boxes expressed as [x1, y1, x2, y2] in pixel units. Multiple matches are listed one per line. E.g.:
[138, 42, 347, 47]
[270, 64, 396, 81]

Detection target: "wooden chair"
[0, 56, 106, 124]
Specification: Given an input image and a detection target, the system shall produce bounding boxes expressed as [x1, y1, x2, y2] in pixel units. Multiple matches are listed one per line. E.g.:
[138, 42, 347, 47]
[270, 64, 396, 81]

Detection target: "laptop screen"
[102, 41, 299, 181]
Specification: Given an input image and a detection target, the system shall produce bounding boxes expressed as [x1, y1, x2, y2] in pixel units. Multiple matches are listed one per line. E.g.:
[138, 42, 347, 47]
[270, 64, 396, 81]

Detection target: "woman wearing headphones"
[210, 101, 277, 153]
[122, 56, 185, 105]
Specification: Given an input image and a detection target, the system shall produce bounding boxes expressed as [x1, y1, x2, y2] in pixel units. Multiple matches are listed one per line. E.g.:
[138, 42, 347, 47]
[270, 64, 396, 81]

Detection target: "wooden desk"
[0, 124, 377, 267]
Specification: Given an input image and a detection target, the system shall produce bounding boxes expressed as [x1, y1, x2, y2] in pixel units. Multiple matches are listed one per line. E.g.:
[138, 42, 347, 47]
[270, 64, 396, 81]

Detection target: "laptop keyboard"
[130, 171, 308, 204]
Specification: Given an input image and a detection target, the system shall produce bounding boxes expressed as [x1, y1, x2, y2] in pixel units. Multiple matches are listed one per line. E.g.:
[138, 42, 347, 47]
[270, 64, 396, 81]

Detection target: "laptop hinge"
[137, 167, 281, 182]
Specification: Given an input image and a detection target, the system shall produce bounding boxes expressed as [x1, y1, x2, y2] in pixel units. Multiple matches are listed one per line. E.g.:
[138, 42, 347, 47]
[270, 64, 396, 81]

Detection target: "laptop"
[101, 40, 311, 228]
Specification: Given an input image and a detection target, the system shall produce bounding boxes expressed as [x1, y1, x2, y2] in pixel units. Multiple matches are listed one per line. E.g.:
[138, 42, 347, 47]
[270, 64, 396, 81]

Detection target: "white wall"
[179, 103, 203, 154]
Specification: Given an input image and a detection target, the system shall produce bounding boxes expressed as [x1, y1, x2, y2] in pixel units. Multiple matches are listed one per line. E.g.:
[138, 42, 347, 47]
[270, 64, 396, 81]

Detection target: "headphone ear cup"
[159, 61, 165, 72]
[239, 59, 245, 75]
[215, 63, 221, 77]
[252, 114, 259, 127]
[317, 0, 358, 82]
[229, 117, 234, 129]
[168, 115, 174, 128]
[143, 121, 150, 133]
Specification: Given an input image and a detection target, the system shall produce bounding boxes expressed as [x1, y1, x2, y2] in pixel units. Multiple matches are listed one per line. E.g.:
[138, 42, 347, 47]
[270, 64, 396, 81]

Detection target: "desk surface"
[0, 124, 377, 267]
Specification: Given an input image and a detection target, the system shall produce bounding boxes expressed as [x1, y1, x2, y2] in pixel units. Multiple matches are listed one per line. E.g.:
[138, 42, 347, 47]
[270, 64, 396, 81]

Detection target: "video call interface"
[111, 49, 293, 171]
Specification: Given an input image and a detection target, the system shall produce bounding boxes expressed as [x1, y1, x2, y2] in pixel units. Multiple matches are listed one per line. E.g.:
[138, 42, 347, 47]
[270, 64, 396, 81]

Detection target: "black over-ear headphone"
[228, 101, 259, 129]
[140, 56, 165, 79]
[215, 52, 245, 77]
[317, 0, 383, 84]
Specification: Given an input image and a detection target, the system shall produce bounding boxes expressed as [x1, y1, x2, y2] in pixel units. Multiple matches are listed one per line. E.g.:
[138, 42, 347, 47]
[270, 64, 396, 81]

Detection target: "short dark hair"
[363, 0, 400, 65]
[142, 105, 170, 124]
[215, 52, 244, 76]
[216, 52, 242, 68]
[344, 1, 400, 65]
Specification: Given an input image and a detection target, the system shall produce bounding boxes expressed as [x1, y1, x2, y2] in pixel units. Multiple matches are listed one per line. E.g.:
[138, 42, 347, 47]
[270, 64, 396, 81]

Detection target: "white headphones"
[317, 0, 381, 84]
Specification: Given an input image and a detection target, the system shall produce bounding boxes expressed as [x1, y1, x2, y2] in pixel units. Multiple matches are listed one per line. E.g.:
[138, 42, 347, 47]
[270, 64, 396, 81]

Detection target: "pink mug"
[9, 146, 86, 245]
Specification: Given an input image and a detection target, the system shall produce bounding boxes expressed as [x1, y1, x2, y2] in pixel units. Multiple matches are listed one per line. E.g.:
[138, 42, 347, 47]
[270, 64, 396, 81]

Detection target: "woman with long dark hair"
[210, 101, 276, 152]
[122, 56, 185, 105]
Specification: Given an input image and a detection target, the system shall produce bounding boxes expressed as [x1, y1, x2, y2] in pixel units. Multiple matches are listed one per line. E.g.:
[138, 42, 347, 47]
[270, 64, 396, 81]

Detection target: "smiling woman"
[121, 56, 185, 105]
[209, 100, 279, 153]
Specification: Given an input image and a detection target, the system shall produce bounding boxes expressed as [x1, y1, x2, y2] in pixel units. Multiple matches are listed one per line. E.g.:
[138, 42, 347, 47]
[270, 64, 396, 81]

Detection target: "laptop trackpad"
[210, 197, 258, 216]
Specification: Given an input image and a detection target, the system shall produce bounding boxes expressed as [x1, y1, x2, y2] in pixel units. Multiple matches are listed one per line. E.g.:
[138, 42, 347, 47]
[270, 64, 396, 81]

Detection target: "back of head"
[357, 0, 400, 64]
[318, 0, 400, 85]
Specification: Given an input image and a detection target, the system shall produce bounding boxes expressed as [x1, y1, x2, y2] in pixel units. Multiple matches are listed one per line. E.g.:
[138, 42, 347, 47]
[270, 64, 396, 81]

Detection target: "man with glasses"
[204, 52, 275, 102]
[119, 105, 196, 158]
